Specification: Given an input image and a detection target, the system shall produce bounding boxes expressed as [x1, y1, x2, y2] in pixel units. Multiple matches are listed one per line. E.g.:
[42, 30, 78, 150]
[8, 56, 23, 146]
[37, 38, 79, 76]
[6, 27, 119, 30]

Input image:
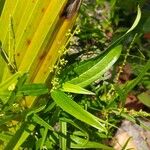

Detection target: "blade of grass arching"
[44, 102, 56, 113]
[51, 90, 107, 132]
[59, 121, 67, 150]
[106, 5, 141, 51]
[68, 45, 122, 87]
[18, 83, 49, 96]
[69, 53, 106, 76]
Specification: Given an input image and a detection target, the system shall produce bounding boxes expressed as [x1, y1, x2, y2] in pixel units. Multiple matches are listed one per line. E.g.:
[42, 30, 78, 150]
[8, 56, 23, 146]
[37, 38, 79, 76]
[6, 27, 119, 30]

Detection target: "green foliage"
[68, 45, 122, 87]
[51, 90, 109, 132]
[0, 0, 150, 149]
[138, 92, 150, 107]
[143, 17, 150, 32]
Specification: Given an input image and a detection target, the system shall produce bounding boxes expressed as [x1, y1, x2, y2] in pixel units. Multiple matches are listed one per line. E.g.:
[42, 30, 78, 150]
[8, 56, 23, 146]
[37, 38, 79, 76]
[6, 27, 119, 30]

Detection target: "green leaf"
[18, 83, 49, 96]
[72, 53, 105, 76]
[123, 60, 150, 94]
[32, 114, 54, 131]
[59, 121, 67, 150]
[60, 117, 89, 139]
[107, 5, 141, 50]
[4, 123, 35, 150]
[51, 90, 107, 132]
[68, 45, 122, 87]
[39, 127, 48, 150]
[138, 92, 150, 107]
[0, 114, 17, 126]
[0, 83, 48, 105]
[112, 109, 150, 131]
[70, 135, 113, 150]
[61, 82, 95, 95]
[0, 133, 12, 143]
[126, 5, 141, 33]
[2, 73, 28, 110]
[63, 5, 141, 84]
[0, 72, 20, 90]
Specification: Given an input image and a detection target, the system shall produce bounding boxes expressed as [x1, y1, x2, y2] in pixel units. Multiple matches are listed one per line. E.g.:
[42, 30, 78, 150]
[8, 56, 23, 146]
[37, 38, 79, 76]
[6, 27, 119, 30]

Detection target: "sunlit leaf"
[51, 90, 107, 132]
[138, 92, 150, 107]
[68, 45, 122, 87]
[61, 82, 95, 95]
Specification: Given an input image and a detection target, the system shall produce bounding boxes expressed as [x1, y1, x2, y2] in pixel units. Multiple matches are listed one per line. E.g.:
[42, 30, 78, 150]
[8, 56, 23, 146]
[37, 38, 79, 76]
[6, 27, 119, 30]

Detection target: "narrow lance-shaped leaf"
[68, 45, 122, 87]
[61, 82, 95, 95]
[69, 5, 141, 79]
[59, 121, 67, 150]
[51, 90, 108, 132]
[106, 5, 141, 50]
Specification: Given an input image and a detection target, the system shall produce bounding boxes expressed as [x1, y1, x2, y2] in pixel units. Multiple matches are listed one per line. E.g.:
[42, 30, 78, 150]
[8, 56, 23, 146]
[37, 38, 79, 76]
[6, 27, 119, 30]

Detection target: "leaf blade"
[61, 82, 95, 95]
[51, 90, 107, 132]
[68, 45, 122, 87]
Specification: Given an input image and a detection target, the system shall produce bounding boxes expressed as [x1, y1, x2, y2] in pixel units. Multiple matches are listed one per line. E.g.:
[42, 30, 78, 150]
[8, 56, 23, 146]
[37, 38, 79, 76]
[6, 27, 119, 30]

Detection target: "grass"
[0, 0, 150, 149]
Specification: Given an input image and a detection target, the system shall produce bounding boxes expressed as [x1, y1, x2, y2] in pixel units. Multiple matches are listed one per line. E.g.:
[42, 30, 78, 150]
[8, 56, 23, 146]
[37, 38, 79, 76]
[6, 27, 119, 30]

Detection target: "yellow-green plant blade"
[30, 17, 77, 83]
[18, 0, 67, 72]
